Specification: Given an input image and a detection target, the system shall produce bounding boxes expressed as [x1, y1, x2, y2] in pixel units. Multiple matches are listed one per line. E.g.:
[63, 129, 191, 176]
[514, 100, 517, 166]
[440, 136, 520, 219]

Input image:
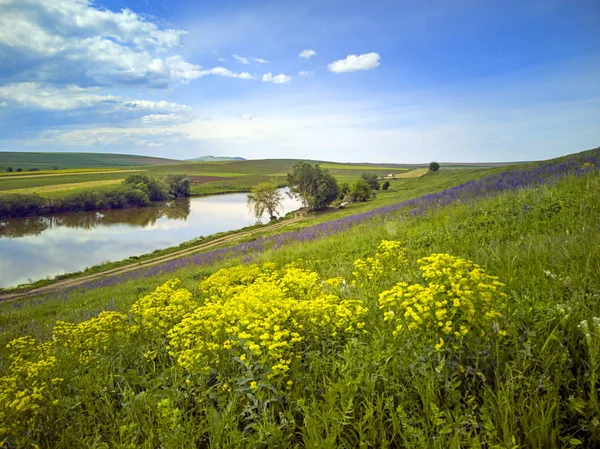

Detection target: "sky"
[0, 0, 599, 163]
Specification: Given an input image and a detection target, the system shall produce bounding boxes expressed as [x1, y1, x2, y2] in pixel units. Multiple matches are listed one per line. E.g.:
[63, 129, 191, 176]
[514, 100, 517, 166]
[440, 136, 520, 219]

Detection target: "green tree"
[350, 178, 372, 202]
[287, 161, 339, 211]
[6, 167, 13, 172]
[338, 181, 350, 199]
[361, 172, 380, 190]
[247, 182, 284, 221]
[123, 174, 171, 201]
[382, 180, 390, 190]
[429, 162, 440, 172]
[164, 174, 191, 198]
[16, 168, 22, 172]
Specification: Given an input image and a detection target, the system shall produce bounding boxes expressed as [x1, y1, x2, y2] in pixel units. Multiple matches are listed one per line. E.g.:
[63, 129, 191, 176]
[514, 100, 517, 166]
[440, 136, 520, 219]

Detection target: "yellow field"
[7, 179, 122, 195]
[320, 163, 409, 171]
[390, 168, 429, 178]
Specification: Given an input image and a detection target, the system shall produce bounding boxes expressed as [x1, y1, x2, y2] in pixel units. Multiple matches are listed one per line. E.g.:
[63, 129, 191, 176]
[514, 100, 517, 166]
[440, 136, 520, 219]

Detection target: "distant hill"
[186, 156, 246, 162]
[0, 152, 181, 170]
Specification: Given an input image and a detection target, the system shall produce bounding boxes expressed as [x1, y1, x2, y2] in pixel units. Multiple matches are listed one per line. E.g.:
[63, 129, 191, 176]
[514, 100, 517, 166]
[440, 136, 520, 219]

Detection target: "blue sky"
[0, 0, 599, 163]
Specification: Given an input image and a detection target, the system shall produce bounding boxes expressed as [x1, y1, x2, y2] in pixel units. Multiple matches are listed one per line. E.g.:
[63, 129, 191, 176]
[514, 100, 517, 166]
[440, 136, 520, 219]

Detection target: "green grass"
[0, 156, 517, 198]
[1, 152, 599, 446]
[0, 167, 499, 294]
[0, 152, 180, 170]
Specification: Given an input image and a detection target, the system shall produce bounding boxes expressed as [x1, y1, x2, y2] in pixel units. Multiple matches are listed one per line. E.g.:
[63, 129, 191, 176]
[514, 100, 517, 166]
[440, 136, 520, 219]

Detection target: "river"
[0, 189, 301, 288]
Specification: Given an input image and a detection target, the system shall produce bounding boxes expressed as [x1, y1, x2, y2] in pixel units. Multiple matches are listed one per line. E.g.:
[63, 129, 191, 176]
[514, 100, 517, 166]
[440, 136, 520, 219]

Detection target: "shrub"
[361, 172, 380, 190]
[429, 161, 440, 172]
[382, 180, 390, 190]
[350, 178, 372, 202]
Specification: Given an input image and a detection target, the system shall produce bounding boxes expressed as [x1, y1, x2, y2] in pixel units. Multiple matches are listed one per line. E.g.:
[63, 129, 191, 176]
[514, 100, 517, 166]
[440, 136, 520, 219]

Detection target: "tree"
[247, 182, 283, 221]
[338, 181, 350, 200]
[287, 161, 339, 211]
[164, 174, 191, 198]
[382, 180, 390, 190]
[123, 174, 171, 201]
[429, 162, 440, 172]
[16, 168, 22, 172]
[350, 178, 372, 202]
[6, 167, 13, 172]
[361, 172, 380, 190]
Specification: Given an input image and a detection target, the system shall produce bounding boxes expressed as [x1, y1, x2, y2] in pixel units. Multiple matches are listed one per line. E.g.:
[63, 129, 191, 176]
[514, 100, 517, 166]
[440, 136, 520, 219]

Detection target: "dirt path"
[0, 212, 307, 303]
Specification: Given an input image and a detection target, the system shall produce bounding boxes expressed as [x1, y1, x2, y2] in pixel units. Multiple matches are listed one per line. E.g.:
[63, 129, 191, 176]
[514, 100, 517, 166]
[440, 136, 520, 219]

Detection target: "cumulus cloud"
[0, 0, 202, 87]
[298, 70, 314, 77]
[328, 53, 381, 73]
[262, 73, 291, 84]
[299, 49, 316, 59]
[0, 83, 191, 113]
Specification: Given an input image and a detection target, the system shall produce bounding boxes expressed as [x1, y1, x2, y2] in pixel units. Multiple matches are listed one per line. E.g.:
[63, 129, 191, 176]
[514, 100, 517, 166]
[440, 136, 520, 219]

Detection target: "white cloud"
[199, 67, 254, 80]
[39, 127, 186, 148]
[0, 0, 201, 87]
[233, 55, 270, 64]
[262, 73, 291, 84]
[233, 54, 250, 64]
[217, 57, 226, 62]
[239, 113, 255, 120]
[141, 113, 188, 124]
[0, 101, 7, 107]
[298, 70, 314, 77]
[328, 52, 381, 73]
[0, 82, 191, 113]
[299, 49, 316, 59]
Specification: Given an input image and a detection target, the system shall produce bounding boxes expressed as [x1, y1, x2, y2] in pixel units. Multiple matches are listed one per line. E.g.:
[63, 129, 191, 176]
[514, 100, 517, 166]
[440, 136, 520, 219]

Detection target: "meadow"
[1, 148, 599, 447]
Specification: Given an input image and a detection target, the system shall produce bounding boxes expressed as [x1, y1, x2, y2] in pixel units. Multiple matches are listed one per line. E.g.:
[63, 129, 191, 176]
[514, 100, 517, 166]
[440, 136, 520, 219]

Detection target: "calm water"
[0, 190, 301, 288]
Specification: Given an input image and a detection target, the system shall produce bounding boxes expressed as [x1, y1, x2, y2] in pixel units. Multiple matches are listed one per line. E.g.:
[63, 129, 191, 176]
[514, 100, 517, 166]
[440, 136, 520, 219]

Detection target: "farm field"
[1, 148, 599, 447]
[0, 153, 520, 198]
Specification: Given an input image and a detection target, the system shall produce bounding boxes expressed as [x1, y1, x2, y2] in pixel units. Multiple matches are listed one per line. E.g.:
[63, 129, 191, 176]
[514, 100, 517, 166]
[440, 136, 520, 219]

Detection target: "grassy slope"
[0, 150, 598, 447]
[0, 167, 499, 293]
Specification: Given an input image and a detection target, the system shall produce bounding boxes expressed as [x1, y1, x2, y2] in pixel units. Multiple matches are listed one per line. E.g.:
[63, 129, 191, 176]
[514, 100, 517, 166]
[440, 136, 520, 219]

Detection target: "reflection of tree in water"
[0, 198, 191, 238]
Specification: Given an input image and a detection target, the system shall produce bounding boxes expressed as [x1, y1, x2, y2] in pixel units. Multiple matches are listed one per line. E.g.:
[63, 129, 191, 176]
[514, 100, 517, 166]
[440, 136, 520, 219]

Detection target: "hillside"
[186, 155, 246, 162]
[0, 148, 599, 447]
[0, 152, 181, 170]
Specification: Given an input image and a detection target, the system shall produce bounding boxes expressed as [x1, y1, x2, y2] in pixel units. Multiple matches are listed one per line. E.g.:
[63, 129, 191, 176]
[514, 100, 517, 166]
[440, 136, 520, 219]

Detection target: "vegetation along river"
[0, 189, 301, 288]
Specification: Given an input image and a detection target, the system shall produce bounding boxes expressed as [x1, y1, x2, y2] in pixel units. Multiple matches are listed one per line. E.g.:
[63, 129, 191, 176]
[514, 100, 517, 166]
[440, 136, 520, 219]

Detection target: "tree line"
[247, 160, 442, 221]
[0, 173, 191, 219]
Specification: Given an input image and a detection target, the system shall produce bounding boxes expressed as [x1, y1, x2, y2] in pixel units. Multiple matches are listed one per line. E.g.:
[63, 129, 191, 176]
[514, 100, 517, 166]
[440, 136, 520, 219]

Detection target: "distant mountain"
[186, 155, 246, 162]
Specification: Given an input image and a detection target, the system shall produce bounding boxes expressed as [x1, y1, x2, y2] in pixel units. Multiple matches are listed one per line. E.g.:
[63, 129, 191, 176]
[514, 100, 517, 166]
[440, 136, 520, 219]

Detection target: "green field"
[0, 152, 181, 171]
[1, 148, 599, 447]
[0, 153, 520, 199]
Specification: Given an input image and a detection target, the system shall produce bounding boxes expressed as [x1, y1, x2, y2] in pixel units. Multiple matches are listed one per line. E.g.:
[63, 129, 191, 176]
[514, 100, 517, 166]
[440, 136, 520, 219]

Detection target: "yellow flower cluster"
[0, 337, 58, 437]
[378, 253, 506, 350]
[53, 311, 128, 364]
[130, 279, 198, 332]
[352, 240, 407, 286]
[168, 264, 368, 383]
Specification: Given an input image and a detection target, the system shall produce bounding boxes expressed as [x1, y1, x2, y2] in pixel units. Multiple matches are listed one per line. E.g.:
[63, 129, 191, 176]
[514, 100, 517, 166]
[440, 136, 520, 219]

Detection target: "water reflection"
[0, 198, 191, 238]
[0, 190, 301, 288]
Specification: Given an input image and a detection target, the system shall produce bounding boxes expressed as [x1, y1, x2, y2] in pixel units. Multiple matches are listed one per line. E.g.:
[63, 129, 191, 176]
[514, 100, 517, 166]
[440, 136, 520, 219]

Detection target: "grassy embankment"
[0, 148, 599, 447]
[0, 167, 497, 294]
